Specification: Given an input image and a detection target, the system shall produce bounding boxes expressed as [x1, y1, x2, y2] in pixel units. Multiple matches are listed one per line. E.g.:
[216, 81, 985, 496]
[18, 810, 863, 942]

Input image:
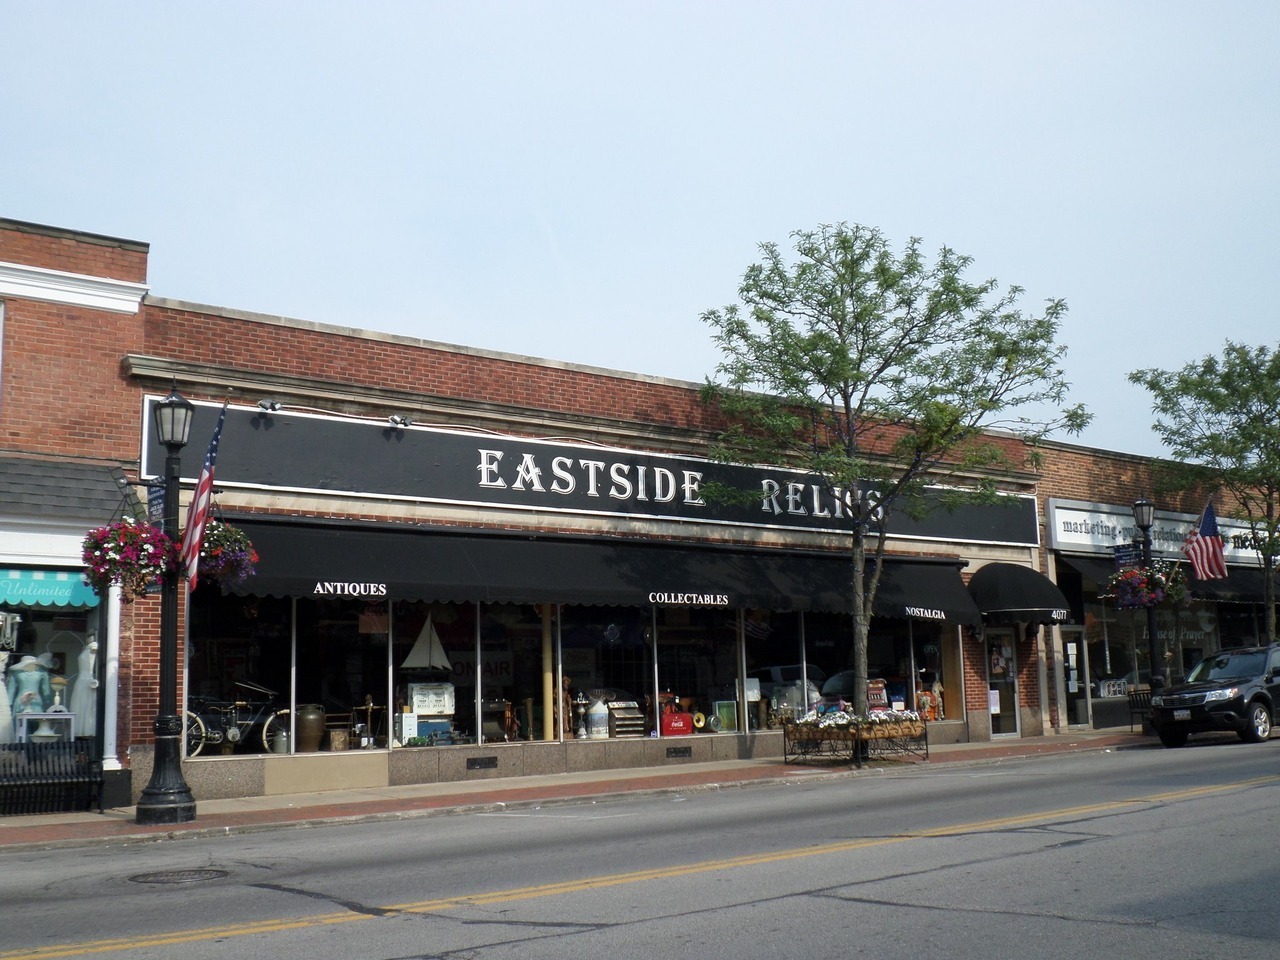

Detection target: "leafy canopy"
[700, 222, 1089, 712]
[701, 223, 1088, 524]
[1129, 340, 1280, 640]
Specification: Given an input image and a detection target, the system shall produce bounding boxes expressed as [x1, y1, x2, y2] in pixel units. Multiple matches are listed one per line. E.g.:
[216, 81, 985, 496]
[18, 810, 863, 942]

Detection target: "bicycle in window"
[184, 680, 292, 757]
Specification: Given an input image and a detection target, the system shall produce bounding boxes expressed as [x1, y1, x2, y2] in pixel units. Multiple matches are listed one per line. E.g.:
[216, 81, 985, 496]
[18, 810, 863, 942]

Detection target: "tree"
[700, 222, 1089, 714]
[1129, 341, 1280, 643]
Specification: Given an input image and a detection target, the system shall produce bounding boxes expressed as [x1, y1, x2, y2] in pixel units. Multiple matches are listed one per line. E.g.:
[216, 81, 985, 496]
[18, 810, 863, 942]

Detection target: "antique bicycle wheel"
[185, 711, 207, 758]
[261, 708, 293, 753]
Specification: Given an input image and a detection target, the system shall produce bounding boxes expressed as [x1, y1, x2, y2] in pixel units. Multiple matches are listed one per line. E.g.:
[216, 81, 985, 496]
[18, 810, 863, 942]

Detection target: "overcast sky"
[5, 2, 1277, 458]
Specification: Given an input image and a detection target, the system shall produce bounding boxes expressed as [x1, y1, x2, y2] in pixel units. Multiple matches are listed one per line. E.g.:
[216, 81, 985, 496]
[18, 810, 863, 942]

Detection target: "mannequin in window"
[0, 652, 12, 742]
[68, 637, 99, 738]
[8, 653, 53, 716]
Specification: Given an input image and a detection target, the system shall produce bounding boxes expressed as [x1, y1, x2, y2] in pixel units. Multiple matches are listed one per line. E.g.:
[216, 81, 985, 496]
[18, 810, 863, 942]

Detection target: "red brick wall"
[142, 301, 719, 432]
[1, 297, 147, 460]
[0, 219, 148, 283]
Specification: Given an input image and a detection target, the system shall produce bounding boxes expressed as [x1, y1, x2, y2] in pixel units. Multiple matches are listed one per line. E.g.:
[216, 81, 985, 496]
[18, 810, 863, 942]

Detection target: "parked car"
[816, 669, 864, 710]
[747, 664, 825, 714]
[1148, 644, 1280, 748]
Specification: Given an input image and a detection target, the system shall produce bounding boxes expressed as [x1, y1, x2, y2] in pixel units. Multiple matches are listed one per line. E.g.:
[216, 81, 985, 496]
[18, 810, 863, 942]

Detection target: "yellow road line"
[5, 774, 1276, 960]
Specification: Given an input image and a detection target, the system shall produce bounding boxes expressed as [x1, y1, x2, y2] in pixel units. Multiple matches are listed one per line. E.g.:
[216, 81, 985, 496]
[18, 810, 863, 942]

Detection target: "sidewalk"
[0, 728, 1151, 851]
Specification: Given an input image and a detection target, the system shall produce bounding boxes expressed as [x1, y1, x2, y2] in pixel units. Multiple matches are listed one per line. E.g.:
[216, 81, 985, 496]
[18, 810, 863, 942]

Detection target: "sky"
[4, 1, 1277, 458]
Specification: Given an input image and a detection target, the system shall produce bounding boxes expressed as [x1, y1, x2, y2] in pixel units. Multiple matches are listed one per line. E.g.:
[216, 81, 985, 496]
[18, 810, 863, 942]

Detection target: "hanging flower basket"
[81, 518, 178, 602]
[1107, 560, 1187, 609]
[196, 519, 259, 586]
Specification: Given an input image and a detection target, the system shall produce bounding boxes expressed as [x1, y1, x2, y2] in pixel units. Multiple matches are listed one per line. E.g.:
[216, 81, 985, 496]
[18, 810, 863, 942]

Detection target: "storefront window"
[392, 601, 465, 746]
[798, 611, 852, 689]
[654, 606, 738, 732]
[1, 605, 97, 742]
[1083, 600, 1221, 693]
[478, 604, 541, 743]
[744, 610, 810, 722]
[294, 596, 390, 748]
[561, 605, 652, 736]
[185, 593, 291, 755]
[184, 589, 968, 755]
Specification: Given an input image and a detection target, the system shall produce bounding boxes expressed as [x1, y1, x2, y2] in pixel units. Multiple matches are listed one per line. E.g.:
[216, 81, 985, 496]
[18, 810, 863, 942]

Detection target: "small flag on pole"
[178, 402, 227, 590]
[1182, 501, 1228, 581]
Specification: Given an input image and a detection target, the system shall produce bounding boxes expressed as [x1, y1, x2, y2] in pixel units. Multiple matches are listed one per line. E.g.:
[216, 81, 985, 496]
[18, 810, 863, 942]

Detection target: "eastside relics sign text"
[144, 399, 1040, 546]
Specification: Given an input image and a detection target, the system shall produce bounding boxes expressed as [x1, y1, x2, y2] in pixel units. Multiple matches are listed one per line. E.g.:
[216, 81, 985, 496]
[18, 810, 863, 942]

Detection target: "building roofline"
[0, 217, 149, 253]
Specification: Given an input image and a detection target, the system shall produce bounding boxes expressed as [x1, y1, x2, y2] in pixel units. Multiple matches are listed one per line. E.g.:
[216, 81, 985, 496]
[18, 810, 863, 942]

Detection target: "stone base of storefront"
[918, 719, 967, 745]
[131, 732, 789, 803]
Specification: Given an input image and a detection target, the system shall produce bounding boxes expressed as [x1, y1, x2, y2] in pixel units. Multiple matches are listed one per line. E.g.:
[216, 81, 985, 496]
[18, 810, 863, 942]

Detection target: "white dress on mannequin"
[68, 639, 99, 738]
[0, 652, 13, 743]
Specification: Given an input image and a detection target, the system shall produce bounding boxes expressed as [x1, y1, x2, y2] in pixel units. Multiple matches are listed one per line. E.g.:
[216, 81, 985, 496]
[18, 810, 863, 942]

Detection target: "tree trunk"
[850, 534, 870, 716]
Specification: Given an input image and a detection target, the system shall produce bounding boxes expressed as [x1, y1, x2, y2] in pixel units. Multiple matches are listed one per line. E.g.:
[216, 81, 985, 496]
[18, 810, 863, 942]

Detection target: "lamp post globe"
[1131, 499, 1163, 695]
[136, 384, 197, 824]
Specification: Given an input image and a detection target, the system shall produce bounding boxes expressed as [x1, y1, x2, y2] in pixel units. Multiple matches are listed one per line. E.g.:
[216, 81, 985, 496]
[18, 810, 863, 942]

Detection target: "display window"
[1083, 599, 1222, 696]
[653, 606, 739, 733]
[1, 605, 97, 744]
[743, 610, 812, 724]
[184, 590, 959, 755]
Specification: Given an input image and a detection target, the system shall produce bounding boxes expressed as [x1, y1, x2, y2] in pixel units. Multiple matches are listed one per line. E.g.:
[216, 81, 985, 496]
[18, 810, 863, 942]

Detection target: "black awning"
[873, 559, 981, 626]
[968, 562, 1071, 625]
[228, 518, 849, 611]
[1185, 566, 1277, 604]
[226, 518, 978, 623]
[1058, 555, 1118, 587]
[1059, 553, 1275, 605]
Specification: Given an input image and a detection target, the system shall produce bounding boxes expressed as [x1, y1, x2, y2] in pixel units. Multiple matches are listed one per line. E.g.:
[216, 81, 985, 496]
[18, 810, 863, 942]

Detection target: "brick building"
[2, 218, 1272, 810]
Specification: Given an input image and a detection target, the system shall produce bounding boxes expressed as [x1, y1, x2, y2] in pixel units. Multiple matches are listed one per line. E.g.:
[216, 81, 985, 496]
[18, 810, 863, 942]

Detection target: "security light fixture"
[257, 399, 283, 412]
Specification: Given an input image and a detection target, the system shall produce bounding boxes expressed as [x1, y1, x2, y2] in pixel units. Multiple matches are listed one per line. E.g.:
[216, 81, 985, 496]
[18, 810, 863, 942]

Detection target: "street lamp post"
[1132, 499, 1163, 693]
[135, 385, 197, 825]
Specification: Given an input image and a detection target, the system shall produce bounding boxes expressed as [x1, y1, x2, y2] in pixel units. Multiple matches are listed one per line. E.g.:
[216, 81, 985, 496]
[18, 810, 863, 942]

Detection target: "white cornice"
[0, 260, 148, 314]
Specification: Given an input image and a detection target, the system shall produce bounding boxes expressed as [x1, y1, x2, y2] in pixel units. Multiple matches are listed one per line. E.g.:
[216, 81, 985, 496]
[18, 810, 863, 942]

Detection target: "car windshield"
[820, 671, 858, 697]
[1185, 651, 1266, 683]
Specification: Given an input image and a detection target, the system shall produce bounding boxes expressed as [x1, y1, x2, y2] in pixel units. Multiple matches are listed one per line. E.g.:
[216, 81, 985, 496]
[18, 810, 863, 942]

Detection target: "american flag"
[178, 402, 227, 589]
[1182, 501, 1228, 580]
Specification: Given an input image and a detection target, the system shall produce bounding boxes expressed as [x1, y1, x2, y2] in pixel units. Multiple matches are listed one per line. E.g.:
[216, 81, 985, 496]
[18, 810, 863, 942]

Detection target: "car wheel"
[1158, 728, 1188, 748]
[1240, 702, 1271, 743]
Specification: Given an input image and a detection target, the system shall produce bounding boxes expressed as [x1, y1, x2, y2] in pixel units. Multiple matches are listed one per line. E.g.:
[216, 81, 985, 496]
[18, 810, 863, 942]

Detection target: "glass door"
[986, 629, 1019, 736]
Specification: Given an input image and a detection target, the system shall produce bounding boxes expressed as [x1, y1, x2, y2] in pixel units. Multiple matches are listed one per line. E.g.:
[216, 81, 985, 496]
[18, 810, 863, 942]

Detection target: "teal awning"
[0, 569, 99, 608]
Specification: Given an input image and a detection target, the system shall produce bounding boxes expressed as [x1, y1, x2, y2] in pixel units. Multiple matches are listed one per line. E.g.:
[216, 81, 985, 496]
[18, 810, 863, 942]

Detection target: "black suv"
[1148, 644, 1280, 748]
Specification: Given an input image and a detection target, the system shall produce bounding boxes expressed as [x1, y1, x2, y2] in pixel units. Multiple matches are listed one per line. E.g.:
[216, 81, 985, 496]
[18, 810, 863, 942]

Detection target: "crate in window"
[607, 700, 647, 738]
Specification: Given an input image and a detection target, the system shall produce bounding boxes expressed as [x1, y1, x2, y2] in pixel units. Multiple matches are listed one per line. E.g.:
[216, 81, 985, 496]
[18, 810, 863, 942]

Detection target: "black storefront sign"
[143, 400, 1038, 546]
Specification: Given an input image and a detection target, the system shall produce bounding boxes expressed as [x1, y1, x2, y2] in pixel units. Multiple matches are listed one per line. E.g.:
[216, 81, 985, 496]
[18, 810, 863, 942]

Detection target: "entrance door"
[987, 629, 1019, 736]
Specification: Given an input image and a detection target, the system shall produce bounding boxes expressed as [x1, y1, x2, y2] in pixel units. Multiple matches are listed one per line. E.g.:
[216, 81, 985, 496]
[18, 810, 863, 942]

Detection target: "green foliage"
[1129, 340, 1280, 640]
[701, 222, 1089, 710]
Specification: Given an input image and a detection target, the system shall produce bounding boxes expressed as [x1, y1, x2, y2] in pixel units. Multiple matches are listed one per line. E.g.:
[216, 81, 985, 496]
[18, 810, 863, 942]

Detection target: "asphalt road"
[3, 738, 1278, 960]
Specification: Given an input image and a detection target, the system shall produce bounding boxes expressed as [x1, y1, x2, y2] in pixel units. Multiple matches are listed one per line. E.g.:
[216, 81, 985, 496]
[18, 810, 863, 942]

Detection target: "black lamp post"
[135, 385, 197, 825]
[1132, 499, 1163, 693]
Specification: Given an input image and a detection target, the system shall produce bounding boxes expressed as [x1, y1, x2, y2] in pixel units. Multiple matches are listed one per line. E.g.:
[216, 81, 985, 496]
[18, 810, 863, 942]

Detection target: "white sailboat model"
[401, 614, 455, 743]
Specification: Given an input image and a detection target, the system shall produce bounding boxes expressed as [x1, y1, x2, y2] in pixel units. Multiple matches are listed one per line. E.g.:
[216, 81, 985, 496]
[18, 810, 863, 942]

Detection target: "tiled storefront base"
[133, 731, 788, 803]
